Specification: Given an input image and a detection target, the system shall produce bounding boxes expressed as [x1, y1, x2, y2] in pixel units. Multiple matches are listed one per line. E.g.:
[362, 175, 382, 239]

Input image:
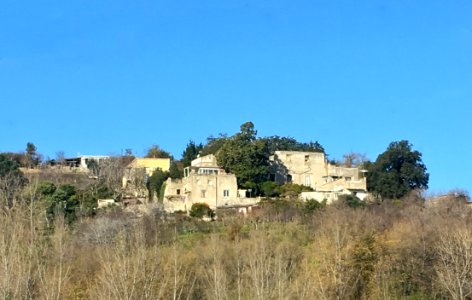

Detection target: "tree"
[145, 145, 172, 159]
[367, 140, 429, 200]
[46, 184, 80, 225]
[147, 168, 169, 201]
[262, 136, 324, 154]
[169, 161, 183, 179]
[25, 142, 40, 168]
[55, 151, 66, 166]
[95, 156, 130, 198]
[339, 152, 369, 168]
[181, 141, 204, 168]
[86, 159, 100, 176]
[216, 122, 270, 192]
[0, 153, 27, 208]
[201, 134, 228, 156]
[435, 226, 472, 300]
[123, 148, 133, 156]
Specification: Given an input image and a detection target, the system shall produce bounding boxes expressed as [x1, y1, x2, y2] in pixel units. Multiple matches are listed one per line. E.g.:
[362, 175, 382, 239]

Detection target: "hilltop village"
[2, 122, 433, 218]
[1, 122, 471, 299]
[7, 122, 378, 218]
[57, 150, 368, 215]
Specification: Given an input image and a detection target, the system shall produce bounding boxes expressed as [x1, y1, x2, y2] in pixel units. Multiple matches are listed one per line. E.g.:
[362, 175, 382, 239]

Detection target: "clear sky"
[1, 0, 471, 194]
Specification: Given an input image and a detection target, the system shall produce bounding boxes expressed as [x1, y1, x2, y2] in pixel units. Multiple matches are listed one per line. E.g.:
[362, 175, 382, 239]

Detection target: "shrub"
[338, 194, 365, 208]
[261, 181, 281, 197]
[304, 199, 326, 213]
[189, 202, 215, 219]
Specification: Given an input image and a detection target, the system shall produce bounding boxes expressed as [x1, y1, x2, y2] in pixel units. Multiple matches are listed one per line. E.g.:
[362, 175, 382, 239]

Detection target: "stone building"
[163, 154, 254, 212]
[122, 157, 171, 198]
[270, 151, 368, 203]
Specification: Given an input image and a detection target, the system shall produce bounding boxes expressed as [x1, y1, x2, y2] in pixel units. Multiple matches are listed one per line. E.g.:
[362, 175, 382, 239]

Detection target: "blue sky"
[1, 0, 471, 194]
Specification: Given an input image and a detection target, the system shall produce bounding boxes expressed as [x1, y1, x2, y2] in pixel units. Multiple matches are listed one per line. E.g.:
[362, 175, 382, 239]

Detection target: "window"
[176, 189, 181, 195]
[198, 168, 219, 175]
[345, 177, 351, 181]
[286, 174, 292, 183]
[305, 155, 310, 162]
[201, 190, 206, 198]
[269, 173, 276, 181]
[223, 190, 229, 197]
[305, 175, 311, 186]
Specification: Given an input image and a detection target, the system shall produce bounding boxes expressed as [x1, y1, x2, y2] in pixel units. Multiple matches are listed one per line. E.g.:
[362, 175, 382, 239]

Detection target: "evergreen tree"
[367, 140, 429, 199]
[181, 140, 203, 167]
[216, 122, 270, 192]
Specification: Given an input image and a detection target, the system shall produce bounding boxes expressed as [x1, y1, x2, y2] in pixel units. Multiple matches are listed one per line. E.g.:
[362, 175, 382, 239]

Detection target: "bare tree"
[199, 235, 228, 300]
[98, 157, 127, 198]
[37, 214, 71, 300]
[55, 151, 66, 166]
[0, 172, 26, 209]
[339, 152, 369, 168]
[0, 204, 39, 298]
[435, 225, 472, 300]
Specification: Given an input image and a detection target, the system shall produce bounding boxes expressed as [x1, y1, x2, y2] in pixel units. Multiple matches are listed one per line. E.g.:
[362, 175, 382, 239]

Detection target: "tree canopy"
[216, 122, 270, 192]
[200, 134, 228, 156]
[0, 154, 23, 178]
[25, 142, 40, 168]
[262, 136, 324, 154]
[367, 140, 429, 199]
[147, 168, 169, 201]
[181, 140, 203, 168]
[145, 145, 172, 159]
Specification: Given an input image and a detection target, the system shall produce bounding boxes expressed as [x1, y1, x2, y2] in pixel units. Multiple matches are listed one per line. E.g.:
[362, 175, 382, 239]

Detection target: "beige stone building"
[270, 151, 368, 203]
[163, 154, 256, 212]
[122, 158, 171, 198]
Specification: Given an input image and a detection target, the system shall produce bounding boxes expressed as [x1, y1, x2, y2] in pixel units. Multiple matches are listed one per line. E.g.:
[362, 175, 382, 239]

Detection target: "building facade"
[163, 154, 255, 212]
[64, 155, 110, 171]
[270, 151, 368, 203]
[122, 157, 171, 198]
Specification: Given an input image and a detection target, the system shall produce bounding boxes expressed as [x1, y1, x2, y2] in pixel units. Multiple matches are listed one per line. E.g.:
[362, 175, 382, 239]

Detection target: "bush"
[304, 199, 326, 213]
[189, 202, 215, 219]
[338, 194, 365, 208]
[261, 181, 281, 197]
[280, 183, 313, 199]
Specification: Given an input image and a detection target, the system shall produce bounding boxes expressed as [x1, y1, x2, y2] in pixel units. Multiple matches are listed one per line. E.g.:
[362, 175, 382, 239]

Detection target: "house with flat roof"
[64, 155, 110, 172]
[270, 151, 368, 203]
[163, 154, 256, 213]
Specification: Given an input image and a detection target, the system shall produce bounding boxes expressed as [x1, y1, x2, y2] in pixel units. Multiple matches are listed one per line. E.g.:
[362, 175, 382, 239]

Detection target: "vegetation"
[216, 122, 270, 192]
[145, 145, 172, 159]
[189, 202, 214, 219]
[262, 135, 324, 154]
[338, 194, 365, 208]
[25, 142, 41, 168]
[0, 122, 452, 299]
[200, 134, 228, 156]
[0, 190, 458, 299]
[367, 140, 429, 200]
[181, 140, 204, 168]
[169, 161, 183, 179]
[147, 168, 169, 201]
[0, 153, 27, 208]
